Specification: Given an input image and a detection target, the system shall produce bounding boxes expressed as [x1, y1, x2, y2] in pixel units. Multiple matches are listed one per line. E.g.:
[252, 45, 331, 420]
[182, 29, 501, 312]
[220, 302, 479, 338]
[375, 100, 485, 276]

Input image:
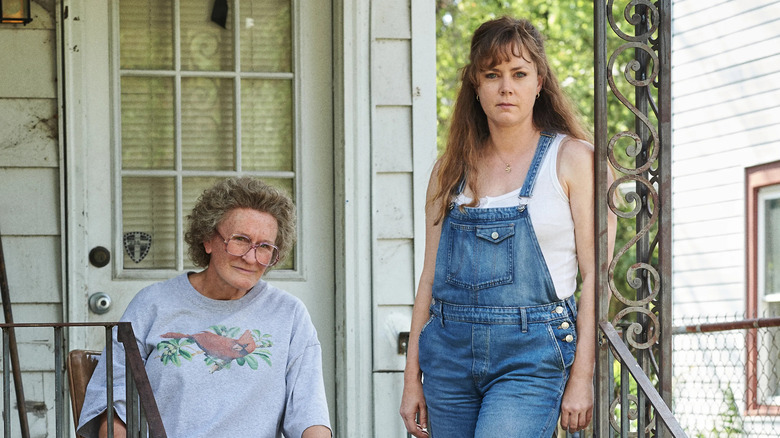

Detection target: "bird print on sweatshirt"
[156, 325, 273, 373]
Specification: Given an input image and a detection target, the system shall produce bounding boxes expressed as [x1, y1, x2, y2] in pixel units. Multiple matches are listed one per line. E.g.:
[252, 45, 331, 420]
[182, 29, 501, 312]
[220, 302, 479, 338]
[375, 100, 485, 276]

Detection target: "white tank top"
[453, 133, 578, 299]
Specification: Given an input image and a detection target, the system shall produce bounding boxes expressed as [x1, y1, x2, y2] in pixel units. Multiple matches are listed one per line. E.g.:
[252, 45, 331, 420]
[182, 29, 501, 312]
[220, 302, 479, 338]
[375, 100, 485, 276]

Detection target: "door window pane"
[181, 77, 235, 170]
[241, 79, 293, 171]
[180, 0, 234, 71]
[122, 177, 176, 269]
[119, 0, 174, 70]
[121, 76, 175, 170]
[239, 0, 292, 72]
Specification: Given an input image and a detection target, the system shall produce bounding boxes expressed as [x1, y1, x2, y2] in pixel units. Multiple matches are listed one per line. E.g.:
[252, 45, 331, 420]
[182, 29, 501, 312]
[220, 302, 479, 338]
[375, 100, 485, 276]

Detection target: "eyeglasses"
[218, 232, 280, 267]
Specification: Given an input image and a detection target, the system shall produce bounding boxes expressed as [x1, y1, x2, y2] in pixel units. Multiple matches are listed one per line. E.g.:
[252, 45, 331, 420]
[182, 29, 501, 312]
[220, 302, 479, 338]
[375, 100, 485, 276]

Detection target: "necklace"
[494, 149, 512, 173]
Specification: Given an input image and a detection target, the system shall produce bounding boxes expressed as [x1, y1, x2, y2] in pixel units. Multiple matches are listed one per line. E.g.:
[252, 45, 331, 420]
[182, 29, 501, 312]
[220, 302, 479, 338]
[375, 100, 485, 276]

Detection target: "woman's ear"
[203, 238, 213, 255]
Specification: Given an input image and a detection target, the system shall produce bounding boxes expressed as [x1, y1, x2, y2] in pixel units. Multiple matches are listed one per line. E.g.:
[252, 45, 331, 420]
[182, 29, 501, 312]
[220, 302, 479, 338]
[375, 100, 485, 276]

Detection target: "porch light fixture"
[0, 0, 32, 25]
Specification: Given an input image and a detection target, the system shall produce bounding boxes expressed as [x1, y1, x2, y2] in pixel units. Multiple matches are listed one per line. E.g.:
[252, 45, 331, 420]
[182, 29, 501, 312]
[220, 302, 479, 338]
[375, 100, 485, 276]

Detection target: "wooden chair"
[67, 349, 102, 434]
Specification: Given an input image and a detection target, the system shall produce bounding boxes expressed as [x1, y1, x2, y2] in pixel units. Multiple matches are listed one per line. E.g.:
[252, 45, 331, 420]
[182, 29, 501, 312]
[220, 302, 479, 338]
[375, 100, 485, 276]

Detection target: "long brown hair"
[431, 16, 589, 224]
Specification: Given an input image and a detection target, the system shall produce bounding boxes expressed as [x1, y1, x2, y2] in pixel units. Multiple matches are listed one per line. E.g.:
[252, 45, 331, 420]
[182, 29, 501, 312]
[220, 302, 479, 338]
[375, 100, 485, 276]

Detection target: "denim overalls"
[418, 132, 578, 437]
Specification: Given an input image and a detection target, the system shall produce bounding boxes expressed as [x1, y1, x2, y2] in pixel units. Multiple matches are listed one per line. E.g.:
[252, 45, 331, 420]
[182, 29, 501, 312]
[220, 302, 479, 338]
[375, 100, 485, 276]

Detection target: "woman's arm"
[400, 163, 443, 438]
[302, 425, 331, 438]
[557, 138, 616, 433]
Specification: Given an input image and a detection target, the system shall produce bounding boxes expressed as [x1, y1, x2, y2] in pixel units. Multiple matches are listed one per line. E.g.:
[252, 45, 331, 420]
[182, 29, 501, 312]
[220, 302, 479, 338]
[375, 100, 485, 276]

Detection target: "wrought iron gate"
[594, 1, 682, 436]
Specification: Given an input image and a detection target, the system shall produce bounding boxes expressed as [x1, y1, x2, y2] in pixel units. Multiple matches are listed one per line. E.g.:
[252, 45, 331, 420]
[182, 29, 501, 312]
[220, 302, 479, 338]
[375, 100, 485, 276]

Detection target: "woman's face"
[202, 207, 279, 295]
[475, 48, 542, 131]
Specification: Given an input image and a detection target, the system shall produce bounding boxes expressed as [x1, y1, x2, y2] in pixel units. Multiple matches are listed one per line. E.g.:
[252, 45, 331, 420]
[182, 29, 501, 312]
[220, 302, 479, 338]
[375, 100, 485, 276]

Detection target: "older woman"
[78, 177, 331, 438]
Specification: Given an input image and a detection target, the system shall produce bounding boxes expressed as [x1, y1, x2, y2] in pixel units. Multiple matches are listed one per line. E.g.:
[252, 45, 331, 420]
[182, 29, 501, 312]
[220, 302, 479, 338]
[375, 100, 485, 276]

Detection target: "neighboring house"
[0, 1, 436, 436]
[671, 0, 780, 434]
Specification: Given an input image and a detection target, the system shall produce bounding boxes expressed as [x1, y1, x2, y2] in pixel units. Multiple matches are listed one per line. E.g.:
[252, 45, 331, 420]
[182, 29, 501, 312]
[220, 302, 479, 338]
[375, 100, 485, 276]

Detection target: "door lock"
[89, 246, 111, 268]
[88, 292, 112, 314]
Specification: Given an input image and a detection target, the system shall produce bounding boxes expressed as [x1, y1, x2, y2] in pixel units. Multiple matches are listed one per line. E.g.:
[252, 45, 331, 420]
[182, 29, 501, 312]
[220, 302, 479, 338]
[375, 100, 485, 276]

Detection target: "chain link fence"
[672, 314, 780, 437]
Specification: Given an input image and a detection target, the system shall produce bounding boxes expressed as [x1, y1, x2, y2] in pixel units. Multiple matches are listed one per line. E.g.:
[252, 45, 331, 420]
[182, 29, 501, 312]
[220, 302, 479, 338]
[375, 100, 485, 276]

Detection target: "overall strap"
[518, 131, 556, 199]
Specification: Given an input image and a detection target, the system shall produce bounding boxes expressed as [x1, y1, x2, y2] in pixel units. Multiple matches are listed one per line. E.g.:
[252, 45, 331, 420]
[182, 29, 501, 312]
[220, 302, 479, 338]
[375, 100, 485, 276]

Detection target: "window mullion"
[234, 0, 242, 173]
[174, 0, 184, 270]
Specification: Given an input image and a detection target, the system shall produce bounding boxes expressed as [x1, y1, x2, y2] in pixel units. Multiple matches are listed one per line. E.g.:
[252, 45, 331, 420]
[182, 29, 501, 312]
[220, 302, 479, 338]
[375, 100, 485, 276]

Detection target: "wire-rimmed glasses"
[218, 232, 280, 267]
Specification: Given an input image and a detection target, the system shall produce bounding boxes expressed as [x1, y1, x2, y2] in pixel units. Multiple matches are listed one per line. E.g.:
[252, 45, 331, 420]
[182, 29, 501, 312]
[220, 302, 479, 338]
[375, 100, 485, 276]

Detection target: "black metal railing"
[602, 322, 686, 437]
[1, 321, 166, 438]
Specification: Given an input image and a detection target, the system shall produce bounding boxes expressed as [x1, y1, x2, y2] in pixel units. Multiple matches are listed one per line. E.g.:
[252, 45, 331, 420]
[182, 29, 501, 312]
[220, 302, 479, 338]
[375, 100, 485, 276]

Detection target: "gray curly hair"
[184, 177, 296, 269]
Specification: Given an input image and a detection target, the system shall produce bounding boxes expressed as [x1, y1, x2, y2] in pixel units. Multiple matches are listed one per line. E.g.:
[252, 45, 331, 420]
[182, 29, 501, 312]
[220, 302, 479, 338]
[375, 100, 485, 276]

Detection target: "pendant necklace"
[495, 149, 512, 173]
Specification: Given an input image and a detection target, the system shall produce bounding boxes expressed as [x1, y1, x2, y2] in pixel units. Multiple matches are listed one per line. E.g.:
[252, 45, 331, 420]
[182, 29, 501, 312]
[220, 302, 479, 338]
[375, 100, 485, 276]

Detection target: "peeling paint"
[23, 400, 47, 418]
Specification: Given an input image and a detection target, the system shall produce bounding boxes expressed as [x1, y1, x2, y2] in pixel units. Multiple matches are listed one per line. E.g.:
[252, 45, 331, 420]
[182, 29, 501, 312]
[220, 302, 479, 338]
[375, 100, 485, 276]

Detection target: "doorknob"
[88, 292, 112, 314]
[89, 246, 111, 268]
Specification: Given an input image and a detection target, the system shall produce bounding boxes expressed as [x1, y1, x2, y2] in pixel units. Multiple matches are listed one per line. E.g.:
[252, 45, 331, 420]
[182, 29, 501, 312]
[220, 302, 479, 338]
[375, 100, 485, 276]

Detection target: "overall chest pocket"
[446, 223, 515, 290]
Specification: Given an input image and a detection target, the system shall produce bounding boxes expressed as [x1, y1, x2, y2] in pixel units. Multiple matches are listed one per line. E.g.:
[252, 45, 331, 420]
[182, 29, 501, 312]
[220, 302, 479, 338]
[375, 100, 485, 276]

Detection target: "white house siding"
[671, 0, 780, 434]
[672, 0, 780, 318]
[0, 1, 64, 436]
[369, 1, 436, 436]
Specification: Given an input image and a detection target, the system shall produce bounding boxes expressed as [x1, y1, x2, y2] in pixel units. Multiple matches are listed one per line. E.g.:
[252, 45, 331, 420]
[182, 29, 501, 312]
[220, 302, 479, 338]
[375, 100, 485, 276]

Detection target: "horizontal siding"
[0, 371, 59, 437]
[674, 249, 743, 271]
[0, 99, 59, 166]
[674, 283, 745, 304]
[371, 1, 416, 379]
[671, 0, 780, 318]
[0, 17, 63, 436]
[674, 298, 746, 320]
[0, 168, 61, 235]
[673, 232, 743, 256]
[674, 91, 780, 133]
[673, 0, 780, 50]
[1, 236, 62, 303]
[0, 30, 57, 99]
[673, 73, 780, 113]
[673, 217, 743, 240]
[674, 143, 779, 176]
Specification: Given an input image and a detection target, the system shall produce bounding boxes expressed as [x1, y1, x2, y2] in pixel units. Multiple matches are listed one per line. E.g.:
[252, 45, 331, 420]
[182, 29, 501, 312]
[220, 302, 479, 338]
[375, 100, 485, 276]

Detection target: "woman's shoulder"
[557, 135, 593, 169]
[557, 134, 593, 154]
[122, 274, 191, 313]
[554, 135, 594, 192]
[135, 273, 189, 298]
[261, 282, 309, 313]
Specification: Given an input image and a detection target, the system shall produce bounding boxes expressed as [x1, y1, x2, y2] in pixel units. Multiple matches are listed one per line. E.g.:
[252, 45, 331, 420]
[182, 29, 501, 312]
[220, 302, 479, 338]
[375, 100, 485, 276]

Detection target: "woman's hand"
[400, 378, 429, 437]
[559, 372, 594, 433]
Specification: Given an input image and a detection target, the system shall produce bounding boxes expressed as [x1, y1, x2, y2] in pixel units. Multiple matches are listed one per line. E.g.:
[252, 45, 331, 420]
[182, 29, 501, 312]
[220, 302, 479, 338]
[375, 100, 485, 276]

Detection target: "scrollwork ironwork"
[607, 0, 660, 42]
[601, 1, 670, 435]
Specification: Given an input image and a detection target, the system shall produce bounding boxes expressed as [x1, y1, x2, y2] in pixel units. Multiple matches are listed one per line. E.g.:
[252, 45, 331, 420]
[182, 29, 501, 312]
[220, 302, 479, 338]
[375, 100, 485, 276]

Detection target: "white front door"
[64, 0, 334, 413]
